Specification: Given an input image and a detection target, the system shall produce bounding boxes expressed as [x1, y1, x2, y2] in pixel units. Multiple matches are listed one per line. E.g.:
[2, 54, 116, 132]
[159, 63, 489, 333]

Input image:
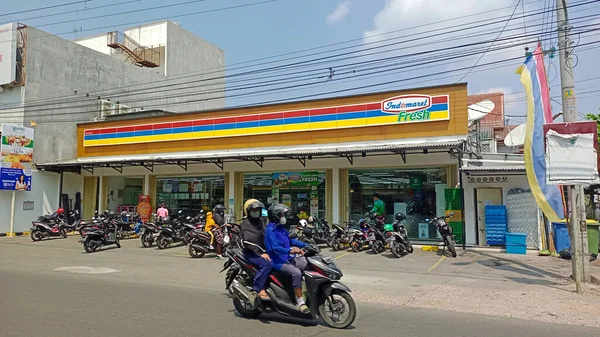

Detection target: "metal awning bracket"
[393, 150, 406, 164]
[204, 159, 224, 170]
[81, 165, 94, 174]
[340, 153, 353, 165]
[142, 161, 154, 172]
[177, 160, 188, 171]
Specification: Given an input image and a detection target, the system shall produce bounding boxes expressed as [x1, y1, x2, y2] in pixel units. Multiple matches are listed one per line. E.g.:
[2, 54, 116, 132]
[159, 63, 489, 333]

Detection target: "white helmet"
[299, 219, 308, 227]
[307, 216, 315, 223]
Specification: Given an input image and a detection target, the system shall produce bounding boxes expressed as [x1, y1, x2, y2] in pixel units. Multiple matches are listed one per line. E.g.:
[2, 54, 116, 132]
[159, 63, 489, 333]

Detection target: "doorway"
[475, 188, 503, 246]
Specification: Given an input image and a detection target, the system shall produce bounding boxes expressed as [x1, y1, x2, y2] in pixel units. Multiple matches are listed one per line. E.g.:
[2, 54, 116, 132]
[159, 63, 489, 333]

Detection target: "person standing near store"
[156, 203, 169, 221]
[371, 193, 386, 227]
[240, 199, 272, 300]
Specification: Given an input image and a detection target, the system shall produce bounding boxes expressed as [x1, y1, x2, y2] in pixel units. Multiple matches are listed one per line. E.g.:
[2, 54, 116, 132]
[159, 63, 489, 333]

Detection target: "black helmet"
[395, 212, 406, 222]
[245, 199, 265, 219]
[268, 204, 289, 224]
[213, 204, 225, 215]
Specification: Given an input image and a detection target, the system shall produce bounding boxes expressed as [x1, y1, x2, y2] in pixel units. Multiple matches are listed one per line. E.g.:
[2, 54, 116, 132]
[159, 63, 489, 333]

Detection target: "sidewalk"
[338, 250, 600, 327]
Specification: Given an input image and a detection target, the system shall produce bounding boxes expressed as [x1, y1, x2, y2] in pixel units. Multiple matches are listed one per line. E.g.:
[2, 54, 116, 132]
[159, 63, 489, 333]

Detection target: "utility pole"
[556, 0, 590, 290]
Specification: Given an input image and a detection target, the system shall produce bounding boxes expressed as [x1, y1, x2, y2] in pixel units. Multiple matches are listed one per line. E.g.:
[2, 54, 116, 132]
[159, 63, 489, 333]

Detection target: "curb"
[0, 232, 28, 237]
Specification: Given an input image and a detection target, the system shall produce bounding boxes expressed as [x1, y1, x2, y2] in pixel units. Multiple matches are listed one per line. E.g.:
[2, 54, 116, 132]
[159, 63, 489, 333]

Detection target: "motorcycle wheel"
[30, 229, 43, 242]
[60, 228, 67, 238]
[390, 242, 407, 258]
[115, 240, 121, 248]
[84, 239, 99, 253]
[446, 237, 457, 258]
[406, 242, 414, 253]
[350, 239, 361, 252]
[332, 237, 342, 251]
[318, 290, 357, 329]
[156, 235, 170, 250]
[371, 241, 384, 254]
[233, 296, 261, 319]
[141, 233, 153, 248]
[188, 244, 206, 258]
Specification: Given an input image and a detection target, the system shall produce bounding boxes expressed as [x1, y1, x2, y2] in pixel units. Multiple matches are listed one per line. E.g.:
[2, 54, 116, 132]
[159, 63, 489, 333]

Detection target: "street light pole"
[556, 0, 590, 288]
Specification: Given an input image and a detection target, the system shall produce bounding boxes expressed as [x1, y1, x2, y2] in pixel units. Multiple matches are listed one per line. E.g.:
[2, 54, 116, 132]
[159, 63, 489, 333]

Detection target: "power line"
[455, 0, 523, 82]
[3, 1, 596, 114]
[4, 34, 600, 123]
[0, 0, 90, 18]
[2, 0, 590, 112]
[0, 1, 142, 26]
[7, 19, 593, 116]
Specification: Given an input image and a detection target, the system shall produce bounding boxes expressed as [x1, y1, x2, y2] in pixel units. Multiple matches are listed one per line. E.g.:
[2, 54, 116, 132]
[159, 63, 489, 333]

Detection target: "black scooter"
[79, 220, 121, 253]
[156, 210, 193, 249]
[222, 243, 357, 329]
[431, 212, 457, 257]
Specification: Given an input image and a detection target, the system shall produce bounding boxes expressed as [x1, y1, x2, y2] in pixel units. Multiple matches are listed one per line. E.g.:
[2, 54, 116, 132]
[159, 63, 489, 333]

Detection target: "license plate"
[139, 228, 145, 234]
[366, 237, 375, 241]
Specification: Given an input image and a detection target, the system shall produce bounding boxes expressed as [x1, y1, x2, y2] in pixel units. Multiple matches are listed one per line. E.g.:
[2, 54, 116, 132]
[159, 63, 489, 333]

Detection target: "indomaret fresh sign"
[381, 94, 450, 124]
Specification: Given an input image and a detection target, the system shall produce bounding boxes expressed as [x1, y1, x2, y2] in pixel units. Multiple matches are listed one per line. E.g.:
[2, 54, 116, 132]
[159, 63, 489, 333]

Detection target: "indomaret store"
[41, 84, 470, 243]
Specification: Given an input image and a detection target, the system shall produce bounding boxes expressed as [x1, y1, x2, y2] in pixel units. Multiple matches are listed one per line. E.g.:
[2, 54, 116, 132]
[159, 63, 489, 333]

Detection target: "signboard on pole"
[0, 23, 18, 86]
[0, 124, 34, 191]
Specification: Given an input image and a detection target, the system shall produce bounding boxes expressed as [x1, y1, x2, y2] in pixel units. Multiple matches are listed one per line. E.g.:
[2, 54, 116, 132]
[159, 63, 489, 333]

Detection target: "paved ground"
[1, 236, 599, 336]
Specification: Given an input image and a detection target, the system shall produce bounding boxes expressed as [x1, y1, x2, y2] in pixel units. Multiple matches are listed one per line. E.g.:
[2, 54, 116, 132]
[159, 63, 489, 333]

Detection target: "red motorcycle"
[30, 215, 68, 241]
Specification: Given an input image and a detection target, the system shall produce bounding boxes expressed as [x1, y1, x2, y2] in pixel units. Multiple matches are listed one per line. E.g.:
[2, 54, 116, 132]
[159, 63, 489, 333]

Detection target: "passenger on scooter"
[264, 204, 310, 314]
[213, 204, 226, 227]
[205, 211, 224, 259]
[240, 199, 272, 300]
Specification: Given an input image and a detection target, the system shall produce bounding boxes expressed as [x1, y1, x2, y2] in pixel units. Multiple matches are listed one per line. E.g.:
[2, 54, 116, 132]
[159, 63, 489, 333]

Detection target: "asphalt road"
[0, 236, 598, 337]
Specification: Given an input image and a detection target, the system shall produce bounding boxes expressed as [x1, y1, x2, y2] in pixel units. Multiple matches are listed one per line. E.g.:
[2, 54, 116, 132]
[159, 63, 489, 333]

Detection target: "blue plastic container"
[505, 232, 527, 255]
[552, 222, 570, 252]
[485, 205, 508, 245]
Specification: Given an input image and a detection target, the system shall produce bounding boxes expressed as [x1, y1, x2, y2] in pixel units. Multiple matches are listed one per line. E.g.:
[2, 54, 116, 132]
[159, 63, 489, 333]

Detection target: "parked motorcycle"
[79, 219, 121, 253]
[386, 213, 414, 258]
[348, 218, 370, 252]
[329, 222, 361, 251]
[222, 244, 356, 329]
[366, 213, 394, 254]
[431, 212, 457, 257]
[139, 220, 161, 248]
[156, 210, 194, 249]
[30, 216, 68, 241]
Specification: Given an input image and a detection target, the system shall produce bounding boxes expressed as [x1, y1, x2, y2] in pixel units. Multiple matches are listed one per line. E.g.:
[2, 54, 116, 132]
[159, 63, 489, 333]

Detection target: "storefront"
[461, 153, 542, 247]
[38, 83, 470, 241]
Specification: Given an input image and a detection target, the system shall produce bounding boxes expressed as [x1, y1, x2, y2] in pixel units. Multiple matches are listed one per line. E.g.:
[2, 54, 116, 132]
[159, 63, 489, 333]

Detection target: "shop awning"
[460, 165, 526, 172]
[36, 135, 466, 173]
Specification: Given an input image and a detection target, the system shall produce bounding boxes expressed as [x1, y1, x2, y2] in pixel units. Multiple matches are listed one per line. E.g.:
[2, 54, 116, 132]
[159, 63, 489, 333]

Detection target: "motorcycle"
[366, 214, 394, 254]
[114, 211, 137, 239]
[222, 244, 357, 329]
[30, 215, 68, 241]
[156, 210, 194, 249]
[79, 219, 121, 253]
[329, 222, 361, 252]
[348, 218, 369, 252]
[139, 220, 161, 248]
[187, 223, 233, 258]
[386, 213, 414, 258]
[431, 212, 457, 258]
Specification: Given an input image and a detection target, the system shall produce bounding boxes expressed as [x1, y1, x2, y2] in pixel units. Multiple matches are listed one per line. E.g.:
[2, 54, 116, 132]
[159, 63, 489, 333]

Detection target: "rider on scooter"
[264, 204, 310, 314]
[240, 199, 272, 301]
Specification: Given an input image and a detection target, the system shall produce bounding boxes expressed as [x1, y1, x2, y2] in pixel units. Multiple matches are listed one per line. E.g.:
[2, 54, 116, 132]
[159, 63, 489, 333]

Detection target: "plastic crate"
[505, 233, 527, 255]
[485, 206, 507, 245]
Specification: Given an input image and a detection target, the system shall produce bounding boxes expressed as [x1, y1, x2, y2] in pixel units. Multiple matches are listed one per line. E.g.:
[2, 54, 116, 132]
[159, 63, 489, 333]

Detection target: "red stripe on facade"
[84, 130, 99, 135]
[135, 125, 153, 131]
[366, 103, 380, 110]
[153, 123, 173, 130]
[260, 112, 284, 120]
[98, 128, 117, 135]
[310, 107, 337, 116]
[214, 117, 236, 125]
[235, 114, 260, 123]
[193, 119, 213, 126]
[172, 121, 194, 128]
[284, 110, 309, 118]
[116, 126, 135, 133]
[431, 96, 448, 104]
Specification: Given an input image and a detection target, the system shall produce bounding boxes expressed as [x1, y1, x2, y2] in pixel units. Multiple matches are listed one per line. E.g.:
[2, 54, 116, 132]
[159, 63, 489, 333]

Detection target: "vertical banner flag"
[516, 43, 564, 222]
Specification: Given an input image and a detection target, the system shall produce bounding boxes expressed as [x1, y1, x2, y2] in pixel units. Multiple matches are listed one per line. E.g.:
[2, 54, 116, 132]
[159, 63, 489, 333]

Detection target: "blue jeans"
[244, 251, 273, 292]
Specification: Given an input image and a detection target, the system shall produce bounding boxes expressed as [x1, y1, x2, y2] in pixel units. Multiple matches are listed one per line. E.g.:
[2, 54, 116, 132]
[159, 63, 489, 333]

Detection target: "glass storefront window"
[243, 172, 326, 220]
[348, 167, 448, 241]
[156, 176, 225, 216]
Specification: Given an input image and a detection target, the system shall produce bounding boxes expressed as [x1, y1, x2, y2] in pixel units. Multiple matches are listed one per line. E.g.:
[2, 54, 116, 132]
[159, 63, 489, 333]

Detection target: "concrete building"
[0, 21, 224, 235]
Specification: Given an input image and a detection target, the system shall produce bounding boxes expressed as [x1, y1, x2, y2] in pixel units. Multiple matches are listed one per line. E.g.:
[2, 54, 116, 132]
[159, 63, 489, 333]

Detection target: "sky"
[2, 0, 600, 124]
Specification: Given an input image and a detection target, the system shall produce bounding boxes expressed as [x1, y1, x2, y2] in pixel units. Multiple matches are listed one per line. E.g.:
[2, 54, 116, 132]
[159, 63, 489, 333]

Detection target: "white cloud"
[326, 1, 352, 25]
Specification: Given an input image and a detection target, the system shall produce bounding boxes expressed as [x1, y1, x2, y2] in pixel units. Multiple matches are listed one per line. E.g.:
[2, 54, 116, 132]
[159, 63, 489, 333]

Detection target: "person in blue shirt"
[264, 204, 309, 313]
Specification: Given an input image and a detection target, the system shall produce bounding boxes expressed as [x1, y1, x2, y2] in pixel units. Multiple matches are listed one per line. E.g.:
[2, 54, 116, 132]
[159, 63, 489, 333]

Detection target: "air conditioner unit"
[99, 100, 118, 119]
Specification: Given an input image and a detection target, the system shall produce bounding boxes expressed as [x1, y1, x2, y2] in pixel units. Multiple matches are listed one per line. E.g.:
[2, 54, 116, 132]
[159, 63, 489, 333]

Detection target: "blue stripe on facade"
[259, 119, 284, 127]
[236, 121, 260, 129]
